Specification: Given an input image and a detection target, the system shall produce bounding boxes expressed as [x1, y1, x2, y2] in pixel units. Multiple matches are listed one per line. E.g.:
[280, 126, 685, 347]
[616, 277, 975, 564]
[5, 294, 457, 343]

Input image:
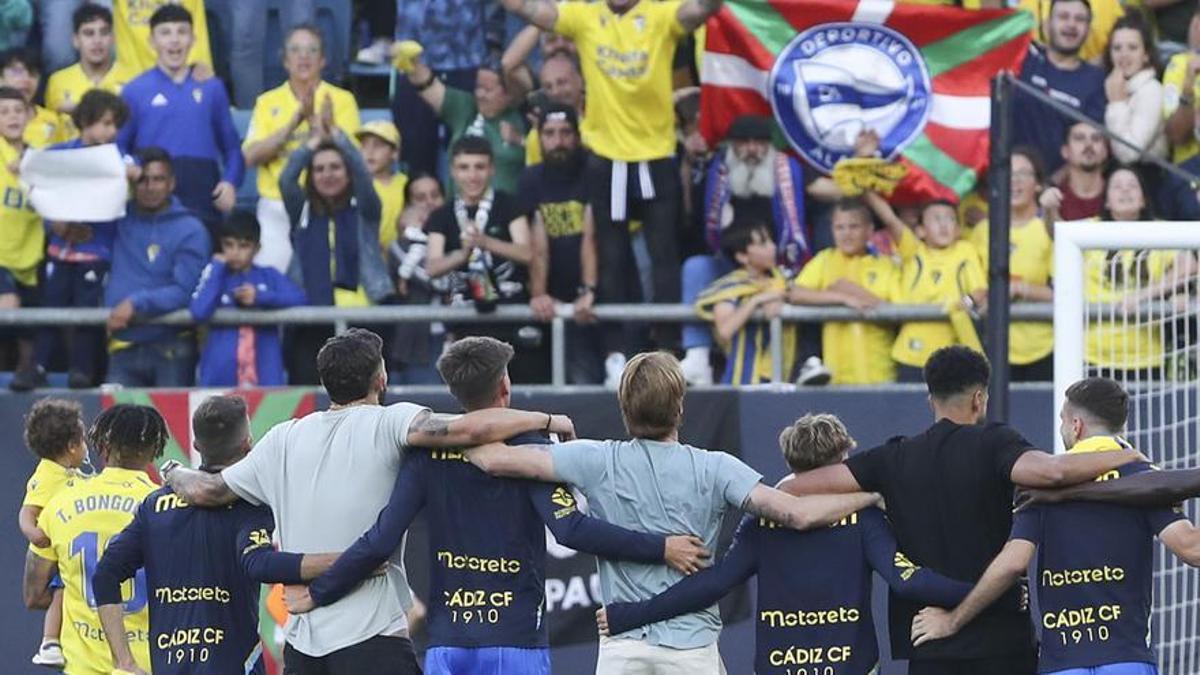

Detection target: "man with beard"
[679, 114, 830, 385]
[521, 104, 605, 383]
[1039, 122, 1108, 224]
[1013, 0, 1106, 176]
[523, 53, 586, 166]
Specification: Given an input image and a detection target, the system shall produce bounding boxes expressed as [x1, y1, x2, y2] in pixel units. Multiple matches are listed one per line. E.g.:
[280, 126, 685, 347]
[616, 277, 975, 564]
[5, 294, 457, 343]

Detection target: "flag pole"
[986, 72, 1013, 422]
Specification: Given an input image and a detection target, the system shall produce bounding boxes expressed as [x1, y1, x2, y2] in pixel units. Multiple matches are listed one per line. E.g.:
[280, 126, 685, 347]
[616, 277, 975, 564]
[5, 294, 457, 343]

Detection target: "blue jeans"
[35, 260, 107, 380]
[425, 646, 550, 675]
[681, 254, 733, 350]
[1049, 663, 1157, 675]
[35, 0, 112, 73]
[228, 0, 314, 108]
[106, 336, 196, 388]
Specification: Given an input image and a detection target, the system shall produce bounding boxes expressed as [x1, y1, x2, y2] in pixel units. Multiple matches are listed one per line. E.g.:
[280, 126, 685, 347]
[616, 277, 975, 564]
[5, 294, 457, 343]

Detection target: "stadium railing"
[0, 303, 1062, 385]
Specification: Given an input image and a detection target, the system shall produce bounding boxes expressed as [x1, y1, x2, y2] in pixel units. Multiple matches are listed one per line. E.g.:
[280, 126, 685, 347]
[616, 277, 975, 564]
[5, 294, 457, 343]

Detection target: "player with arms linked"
[911, 377, 1200, 675]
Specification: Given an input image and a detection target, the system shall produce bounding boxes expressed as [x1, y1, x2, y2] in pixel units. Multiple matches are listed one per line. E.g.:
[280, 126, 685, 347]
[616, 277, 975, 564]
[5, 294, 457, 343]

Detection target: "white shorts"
[596, 636, 726, 675]
[254, 197, 293, 274]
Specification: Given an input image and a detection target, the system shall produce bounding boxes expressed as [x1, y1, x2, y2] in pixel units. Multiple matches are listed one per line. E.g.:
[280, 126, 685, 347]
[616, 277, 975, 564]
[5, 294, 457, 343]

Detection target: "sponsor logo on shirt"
[151, 93, 168, 107]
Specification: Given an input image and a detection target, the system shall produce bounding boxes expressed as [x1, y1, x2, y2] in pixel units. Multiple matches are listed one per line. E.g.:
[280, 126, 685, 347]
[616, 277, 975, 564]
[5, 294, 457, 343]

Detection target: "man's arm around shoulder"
[163, 462, 240, 507]
[405, 408, 574, 449]
[1010, 448, 1142, 489]
[741, 484, 880, 531]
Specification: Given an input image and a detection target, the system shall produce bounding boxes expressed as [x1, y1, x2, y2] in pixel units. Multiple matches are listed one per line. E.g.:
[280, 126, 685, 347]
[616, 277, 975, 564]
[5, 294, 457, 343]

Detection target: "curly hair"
[88, 404, 169, 467]
[24, 398, 84, 460]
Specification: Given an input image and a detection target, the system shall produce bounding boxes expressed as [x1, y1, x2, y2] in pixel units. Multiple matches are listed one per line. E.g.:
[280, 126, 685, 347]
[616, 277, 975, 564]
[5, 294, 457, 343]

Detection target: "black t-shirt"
[427, 190, 528, 302]
[517, 164, 586, 302]
[845, 419, 1037, 660]
[1013, 460, 1185, 673]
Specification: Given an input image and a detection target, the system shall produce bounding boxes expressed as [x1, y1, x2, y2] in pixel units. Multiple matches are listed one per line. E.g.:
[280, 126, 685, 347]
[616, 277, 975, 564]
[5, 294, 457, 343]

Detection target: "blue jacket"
[44, 139, 116, 263]
[190, 260, 307, 386]
[106, 197, 211, 346]
[118, 67, 245, 225]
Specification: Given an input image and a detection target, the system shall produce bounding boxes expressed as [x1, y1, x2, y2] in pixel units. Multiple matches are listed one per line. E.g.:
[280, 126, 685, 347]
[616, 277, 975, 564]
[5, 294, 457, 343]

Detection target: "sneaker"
[604, 353, 627, 389]
[679, 348, 713, 386]
[356, 38, 393, 65]
[10, 365, 47, 392]
[796, 356, 832, 386]
[31, 641, 64, 667]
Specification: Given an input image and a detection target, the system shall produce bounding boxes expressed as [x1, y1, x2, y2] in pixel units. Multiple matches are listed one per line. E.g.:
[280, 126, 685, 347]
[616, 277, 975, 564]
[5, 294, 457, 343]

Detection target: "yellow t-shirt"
[1019, 0, 1124, 64]
[1083, 249, 1178, 370]
[0, 139, 44, 286]
[45, 62, 138, 115]
[555, 0, 685, 162]
[24, 105, 70, 149]
[375, 173, 409, 250]
[113, 0, 212, 74]
[1162, 52, 1200, 164]
[29, 467, 155, 675]
[795, 249, 898, 384]
[891, 228, 988, 368]
[23, 459, 76, 509]
[971, 218, 1054, 365]
[245, 81, 362, 201]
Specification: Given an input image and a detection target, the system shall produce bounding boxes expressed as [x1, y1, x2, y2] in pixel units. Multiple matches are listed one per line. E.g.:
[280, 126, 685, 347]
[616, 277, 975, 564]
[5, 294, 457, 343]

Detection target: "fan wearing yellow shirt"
[1085, 167, 1198, 377]
[524, 52, 587, 166]
[244, 25, 361, 273]
[1, 49, 69, 148]
[23, 404, 166, 675]
[45, 4, 136, 120]
[19, 399, 90, 669]
[865, 189, 987, 382]
[355, 121, 408, 252]
[502, 0, 726, 367]
[970, 148, 1055, 382]
[113, 0, 211, 74]
[1161, 10, 1200, 165]
[789, 199, 899, 384]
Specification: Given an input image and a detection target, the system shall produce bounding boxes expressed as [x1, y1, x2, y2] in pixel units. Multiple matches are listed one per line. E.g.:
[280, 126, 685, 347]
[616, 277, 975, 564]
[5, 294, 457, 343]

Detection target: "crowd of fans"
[1, 0, 1200, 390]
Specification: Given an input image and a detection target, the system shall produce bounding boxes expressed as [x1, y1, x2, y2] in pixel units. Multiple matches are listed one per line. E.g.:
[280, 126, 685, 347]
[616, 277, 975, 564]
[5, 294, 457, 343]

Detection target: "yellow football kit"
[1162, 52, 1200, 165]
[30, 467, 156, 675]
[114, 0, 212, 74]
[45, 62, 137, 115]
[1084, 249, 1179, 371]
[24, 105, 70, 148]
[0, 138, 44, 286]
[972, 218, 1054, 366]
[24, 459, 76, 510]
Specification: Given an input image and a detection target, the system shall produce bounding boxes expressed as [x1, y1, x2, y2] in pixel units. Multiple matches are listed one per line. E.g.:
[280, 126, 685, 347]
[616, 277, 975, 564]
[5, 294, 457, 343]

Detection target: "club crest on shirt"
[633, 15, 646, 32]
[769, 22, 931, 174]
[193, 88, 203, 104]
[147, 243, 160, 263]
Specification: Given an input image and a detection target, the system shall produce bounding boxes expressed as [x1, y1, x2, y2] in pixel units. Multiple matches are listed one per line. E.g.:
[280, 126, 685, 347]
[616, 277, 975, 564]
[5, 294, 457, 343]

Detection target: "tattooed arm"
[163, 463, 240, 507]
[500, 0, 559, 31]
[404, 408, 575, 449]
[740, 484, 880, 531]
[678, 0, 725, 32]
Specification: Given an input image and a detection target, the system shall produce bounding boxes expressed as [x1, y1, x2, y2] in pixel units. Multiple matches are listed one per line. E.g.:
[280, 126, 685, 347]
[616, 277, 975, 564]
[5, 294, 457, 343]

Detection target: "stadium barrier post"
[986, 73, 1014, 422]
[770, 315, 784, 383]
[551, 315, 566, 386]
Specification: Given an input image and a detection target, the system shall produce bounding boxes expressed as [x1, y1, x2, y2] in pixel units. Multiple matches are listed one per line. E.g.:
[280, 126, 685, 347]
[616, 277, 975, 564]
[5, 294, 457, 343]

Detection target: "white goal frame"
[1052, 220, 1200, 453]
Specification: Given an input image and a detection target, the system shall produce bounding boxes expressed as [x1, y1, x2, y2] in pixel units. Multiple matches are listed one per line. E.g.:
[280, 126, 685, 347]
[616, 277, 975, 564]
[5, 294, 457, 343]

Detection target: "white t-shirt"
[222, 402, 427, 657]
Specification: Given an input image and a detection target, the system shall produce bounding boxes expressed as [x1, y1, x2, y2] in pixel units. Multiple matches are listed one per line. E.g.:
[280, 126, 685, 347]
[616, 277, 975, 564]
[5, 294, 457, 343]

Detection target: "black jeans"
[907, 650, 1037, 675]
[284, 636, 422, 675]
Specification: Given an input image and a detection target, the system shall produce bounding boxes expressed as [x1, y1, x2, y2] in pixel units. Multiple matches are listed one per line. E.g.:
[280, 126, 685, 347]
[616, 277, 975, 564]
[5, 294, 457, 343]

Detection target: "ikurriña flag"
[701, 0, 1035, 204]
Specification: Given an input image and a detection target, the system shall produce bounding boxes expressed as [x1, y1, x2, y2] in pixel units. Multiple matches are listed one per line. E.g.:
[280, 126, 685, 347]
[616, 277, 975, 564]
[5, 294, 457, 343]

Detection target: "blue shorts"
[1048, 663, 1157, 675]
[0, 266, 37, 305]
[48, 573, 63, 590]
[424, 646, 550, 675]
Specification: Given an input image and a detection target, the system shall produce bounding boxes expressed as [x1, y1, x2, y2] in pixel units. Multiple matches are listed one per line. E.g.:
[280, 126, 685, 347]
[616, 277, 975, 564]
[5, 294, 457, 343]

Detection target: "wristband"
[159, 459, 182, 479]
[544, 413, 553, 432]
[414, 73, 436, 91]
[577, 284, 595, 297]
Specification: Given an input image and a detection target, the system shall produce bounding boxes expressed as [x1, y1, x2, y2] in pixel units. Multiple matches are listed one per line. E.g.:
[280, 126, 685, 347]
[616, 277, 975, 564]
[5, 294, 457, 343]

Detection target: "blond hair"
[618, 352, 686, 439]
[778, 413, 856, 473]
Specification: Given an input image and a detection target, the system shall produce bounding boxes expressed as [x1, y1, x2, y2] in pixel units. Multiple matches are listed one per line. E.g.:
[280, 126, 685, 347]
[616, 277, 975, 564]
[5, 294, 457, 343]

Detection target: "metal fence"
[0, 303, 1064, 385]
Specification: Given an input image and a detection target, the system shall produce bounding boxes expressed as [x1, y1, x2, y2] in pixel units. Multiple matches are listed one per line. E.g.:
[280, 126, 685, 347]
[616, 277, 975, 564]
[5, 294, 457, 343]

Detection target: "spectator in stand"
[970, 148, 1056, 382]
[0, 87, 42, 390]
[399, 47, 527, 196]
[392, 0, 506, 177]
[425, 136, 541, 382]
[388, 172, 446, 385]
[228, 0, 314, 109]
[502, 0, 730, 382]
[354, 0, 395, 65]
[44, 4, 136, 117]
[113, 0, 211, 75]
[0, 0, 30, 53]
[354, 120, 407, 251]
[1150, 0, 1194, 52]
[105, 147, 211, 387]
[1018, 0, 1123, 65]
[1, 48, 69, 148]
[1013, 0, 1106, 176]
[243, 24, 361, 273]
[190, 211, 307, 387]
[1103, 15, 1166, 164]
[521, 104, 604, 384]
[27, 90, 128, 391]
[117, 5, 243, 237]
[1040, 122, 1109, 225]
[517, 51, 586, 166]
[1161, 7, 1200, 164]
[278, 121, 392, 384]
[789, 198, 899, 385]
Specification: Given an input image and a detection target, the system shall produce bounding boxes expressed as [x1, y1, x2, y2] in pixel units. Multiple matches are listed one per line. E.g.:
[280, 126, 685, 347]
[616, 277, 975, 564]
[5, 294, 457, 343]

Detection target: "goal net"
[1053, 220, 1200, 674]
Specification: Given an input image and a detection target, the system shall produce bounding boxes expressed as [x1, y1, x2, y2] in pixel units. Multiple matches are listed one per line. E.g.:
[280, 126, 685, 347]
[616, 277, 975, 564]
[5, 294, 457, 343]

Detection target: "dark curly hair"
[24, 398, 84, 460]
[88, 404, 169, 467]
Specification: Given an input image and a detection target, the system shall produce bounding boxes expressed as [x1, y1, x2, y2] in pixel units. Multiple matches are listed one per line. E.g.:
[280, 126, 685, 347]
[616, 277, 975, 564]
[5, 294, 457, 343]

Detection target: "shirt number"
[70, 531, 148, 612]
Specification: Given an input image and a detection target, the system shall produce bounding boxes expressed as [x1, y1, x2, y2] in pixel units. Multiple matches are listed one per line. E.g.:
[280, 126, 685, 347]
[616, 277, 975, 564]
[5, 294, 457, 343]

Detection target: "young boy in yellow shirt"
[18, 398, 89, 668]
[789, 198, 899, 384]
[1, 49, 69, 148]
[355, 120, 409, 251]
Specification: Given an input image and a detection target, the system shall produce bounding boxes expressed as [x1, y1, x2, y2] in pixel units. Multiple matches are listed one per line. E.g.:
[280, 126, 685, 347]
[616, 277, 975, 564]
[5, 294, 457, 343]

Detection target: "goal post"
[1053, 219, 1200, 674]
